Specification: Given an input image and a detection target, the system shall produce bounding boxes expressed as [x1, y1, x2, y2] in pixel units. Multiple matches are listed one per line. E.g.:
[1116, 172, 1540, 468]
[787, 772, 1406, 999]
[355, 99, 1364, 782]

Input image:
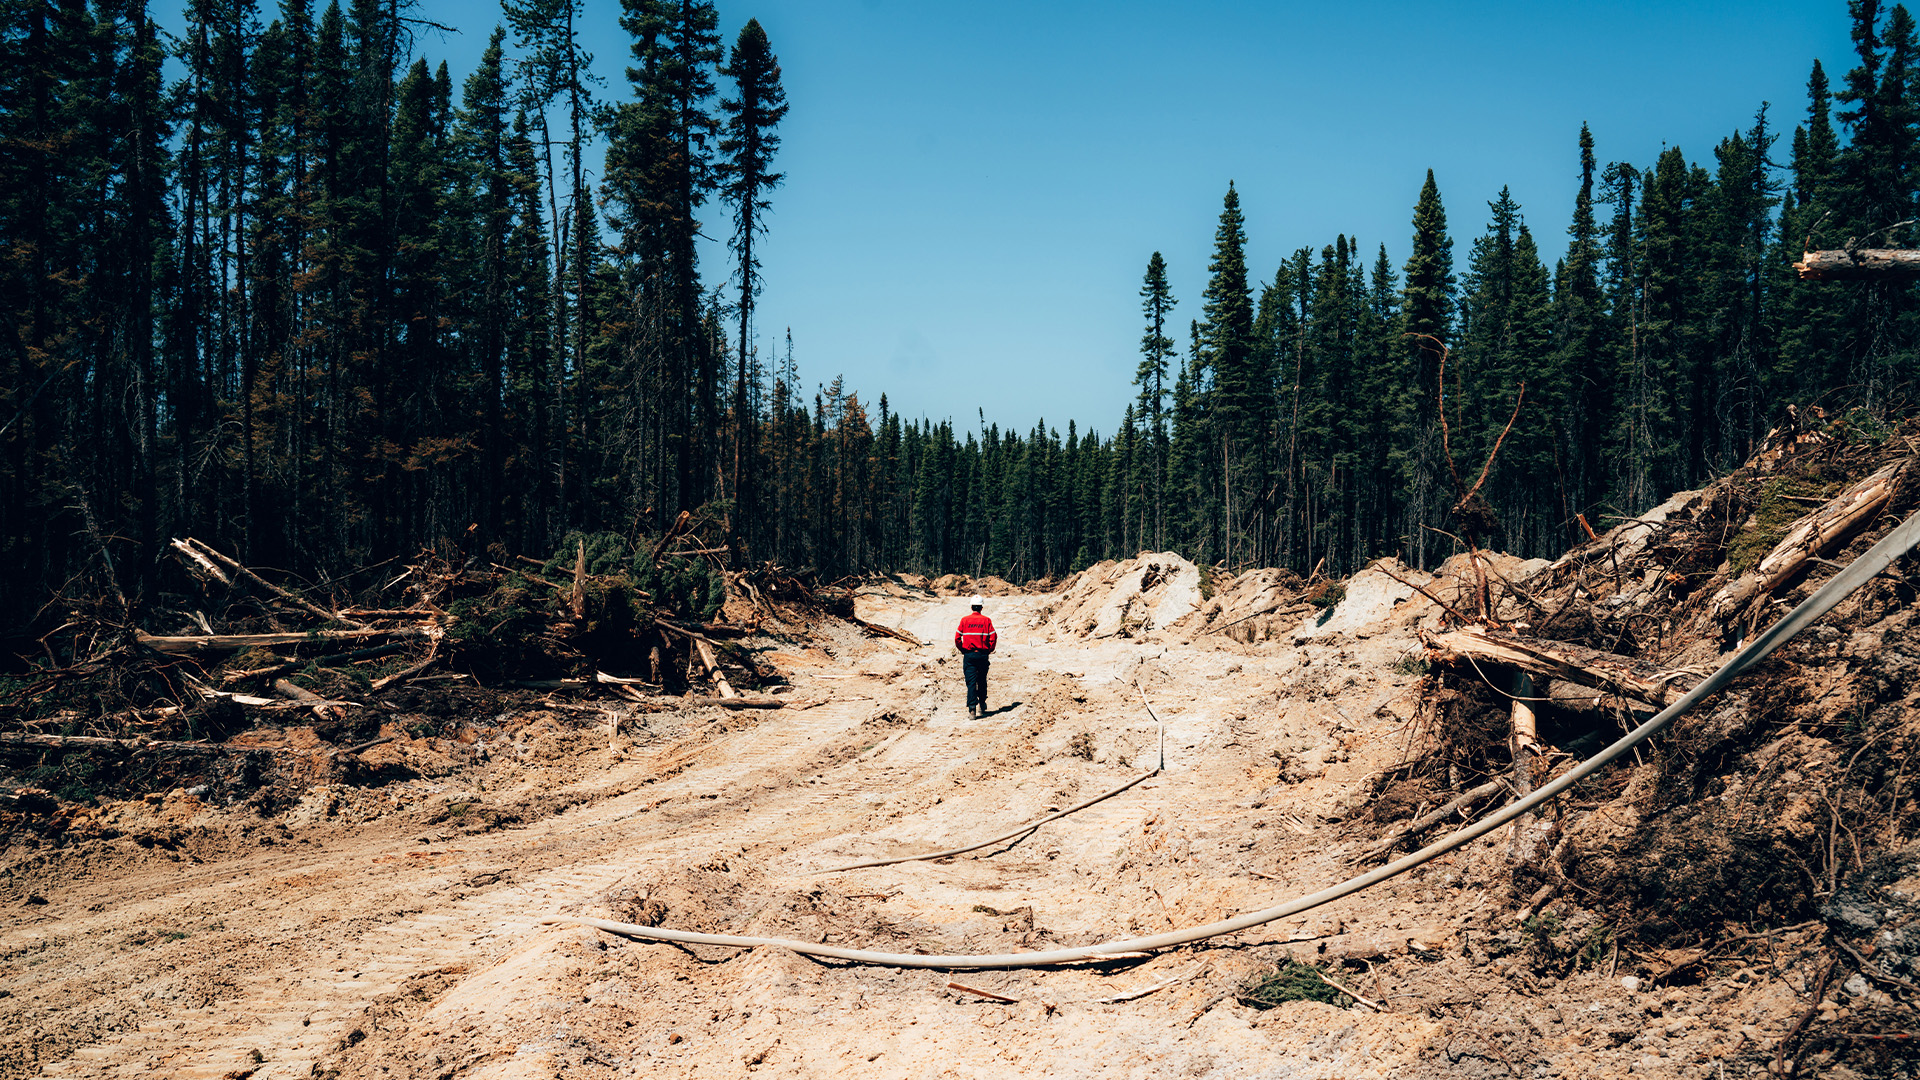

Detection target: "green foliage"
[1236, 959, 1353, 1009]
[1522, 908, 1613, 974]
[632, 544, 726, 621]
[1311, 582, 1347, 610]
[1390, 653, 1430, 677]
[29, 752, 107, 805]
[1726, 474, 1841, 575]
[544, 531, 635, 577]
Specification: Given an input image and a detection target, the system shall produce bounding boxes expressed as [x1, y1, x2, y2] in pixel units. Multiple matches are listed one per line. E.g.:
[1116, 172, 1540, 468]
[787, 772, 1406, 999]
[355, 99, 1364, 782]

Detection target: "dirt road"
[2, 570, 1824, 1078]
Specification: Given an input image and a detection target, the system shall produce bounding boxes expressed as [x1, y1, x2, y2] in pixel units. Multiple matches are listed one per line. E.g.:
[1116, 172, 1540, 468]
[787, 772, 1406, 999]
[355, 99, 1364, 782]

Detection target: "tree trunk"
[1794, 248, 1920, 279]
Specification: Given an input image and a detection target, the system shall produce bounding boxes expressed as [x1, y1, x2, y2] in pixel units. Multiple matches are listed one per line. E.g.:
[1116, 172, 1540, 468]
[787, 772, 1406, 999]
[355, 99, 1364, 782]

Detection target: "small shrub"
[1311, 582, 1347, 611]
[1522, 907, 1614, 975]
[1236, 959, 1352, 1010]
[1067, 732, 1095, 760]
[1390, 653, 1429, 677]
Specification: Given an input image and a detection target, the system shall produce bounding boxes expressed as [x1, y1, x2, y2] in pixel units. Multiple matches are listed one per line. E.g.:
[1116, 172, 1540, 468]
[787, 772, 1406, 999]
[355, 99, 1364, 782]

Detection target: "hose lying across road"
[569, 505, 1920, 969]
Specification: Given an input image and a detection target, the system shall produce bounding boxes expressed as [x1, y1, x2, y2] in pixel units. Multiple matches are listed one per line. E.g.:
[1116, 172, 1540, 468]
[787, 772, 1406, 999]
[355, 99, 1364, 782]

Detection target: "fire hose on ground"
[561, 504, 1920, 969]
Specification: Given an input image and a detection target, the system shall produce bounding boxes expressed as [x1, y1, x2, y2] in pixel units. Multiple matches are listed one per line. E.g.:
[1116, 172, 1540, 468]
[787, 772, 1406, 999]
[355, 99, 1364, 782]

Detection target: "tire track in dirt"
[18, 607, 1211, 1080]
[15, 677, 953, 1079]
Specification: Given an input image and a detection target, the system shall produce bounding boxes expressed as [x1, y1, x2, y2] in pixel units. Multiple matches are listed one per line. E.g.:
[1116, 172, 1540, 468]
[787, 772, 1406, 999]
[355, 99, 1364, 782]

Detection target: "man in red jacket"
[954, 594, 997, 718]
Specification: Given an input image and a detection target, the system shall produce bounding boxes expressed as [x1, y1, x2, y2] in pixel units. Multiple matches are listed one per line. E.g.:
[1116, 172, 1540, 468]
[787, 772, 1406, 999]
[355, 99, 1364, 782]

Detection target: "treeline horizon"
[6, 0, 1920, 640]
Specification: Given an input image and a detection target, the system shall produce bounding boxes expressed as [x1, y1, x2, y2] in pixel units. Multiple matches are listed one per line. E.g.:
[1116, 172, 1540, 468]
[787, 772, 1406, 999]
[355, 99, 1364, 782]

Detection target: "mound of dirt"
[926, 573, 1021, 596]
[1029, 552, 1203, 639]
[1173, 566, 1306, 642]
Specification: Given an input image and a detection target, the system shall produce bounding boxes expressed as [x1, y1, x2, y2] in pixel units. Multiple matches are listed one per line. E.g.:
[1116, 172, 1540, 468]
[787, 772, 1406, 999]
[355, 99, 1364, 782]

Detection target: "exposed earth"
[3, 542, 1915, 1079]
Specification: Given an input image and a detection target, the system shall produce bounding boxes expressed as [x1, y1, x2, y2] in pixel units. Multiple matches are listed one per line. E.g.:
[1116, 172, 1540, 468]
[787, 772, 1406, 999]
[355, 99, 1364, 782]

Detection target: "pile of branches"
[0, 520, 801, 806]
[1371, 406, 1920, 951]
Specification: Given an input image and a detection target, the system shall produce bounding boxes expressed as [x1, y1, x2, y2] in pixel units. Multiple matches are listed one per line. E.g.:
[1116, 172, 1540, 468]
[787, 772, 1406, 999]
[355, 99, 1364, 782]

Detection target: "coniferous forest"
[7, 0, 1920, 640]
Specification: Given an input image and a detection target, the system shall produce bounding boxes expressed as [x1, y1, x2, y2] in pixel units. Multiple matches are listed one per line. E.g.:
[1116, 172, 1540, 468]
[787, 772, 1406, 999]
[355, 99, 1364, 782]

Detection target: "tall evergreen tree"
[1397, 169, 1455, 567]
[1200, 182, 1258, 564]
[603, 0, 721, 519]
[717, 17, 787, 547]
[1135, 251, 1176, 549]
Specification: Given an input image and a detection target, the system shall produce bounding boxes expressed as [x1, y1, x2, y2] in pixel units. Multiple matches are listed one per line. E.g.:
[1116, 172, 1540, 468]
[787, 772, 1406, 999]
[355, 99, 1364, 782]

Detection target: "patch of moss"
[1725, 475, 1841, 576]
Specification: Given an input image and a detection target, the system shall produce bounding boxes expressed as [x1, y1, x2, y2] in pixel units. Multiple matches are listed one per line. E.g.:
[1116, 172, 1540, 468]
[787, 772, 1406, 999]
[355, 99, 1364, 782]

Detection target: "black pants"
[962, 652, 990, 712]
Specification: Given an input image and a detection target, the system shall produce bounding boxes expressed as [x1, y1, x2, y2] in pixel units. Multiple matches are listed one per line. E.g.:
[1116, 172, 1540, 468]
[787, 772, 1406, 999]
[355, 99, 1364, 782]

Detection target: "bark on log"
[634, 695, 782, 709]
[137, 626, 432, 654]
[1708, 458, 1907, 622]
[0, 732, 300, 753]
[1794, 248, 1920, 280]
[1422, 627, 1702, 708]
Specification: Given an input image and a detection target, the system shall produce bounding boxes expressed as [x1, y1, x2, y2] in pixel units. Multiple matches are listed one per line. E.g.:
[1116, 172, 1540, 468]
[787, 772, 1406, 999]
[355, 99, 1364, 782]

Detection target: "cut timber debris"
[1794, 247, 1920, 279]
[0, 732, 301, 753]
[138, 626, 434, 655]
[1421, 626, 1702, 709]
[171, 537, 368, 629]
[1708, 458, 1908, 623]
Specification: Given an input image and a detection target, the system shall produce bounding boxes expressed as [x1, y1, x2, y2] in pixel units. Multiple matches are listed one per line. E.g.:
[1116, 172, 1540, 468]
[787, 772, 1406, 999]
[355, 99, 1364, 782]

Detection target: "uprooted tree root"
[1362, 410, 1920, 1072]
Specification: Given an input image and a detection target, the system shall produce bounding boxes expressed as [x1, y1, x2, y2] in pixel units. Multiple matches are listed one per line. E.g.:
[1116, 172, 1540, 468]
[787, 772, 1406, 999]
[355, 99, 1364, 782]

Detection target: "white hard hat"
[969, 594, 985, 608]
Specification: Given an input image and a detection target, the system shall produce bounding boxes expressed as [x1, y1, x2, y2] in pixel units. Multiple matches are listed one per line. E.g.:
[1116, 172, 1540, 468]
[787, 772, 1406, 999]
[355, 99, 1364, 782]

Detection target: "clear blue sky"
[167, 0, 1860, 436]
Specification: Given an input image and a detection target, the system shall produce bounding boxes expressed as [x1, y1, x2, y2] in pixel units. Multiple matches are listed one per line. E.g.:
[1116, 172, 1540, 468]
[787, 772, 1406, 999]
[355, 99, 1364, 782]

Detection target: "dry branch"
[1422, 627, 1702, 709]
[632, 696, 783, 710]
[225, 642, 406, 682]
[0, 732, 298, 753]
[176, 537, 367, 628]
[371, 651, 439, 690]
[1353, 778, 1506, 863]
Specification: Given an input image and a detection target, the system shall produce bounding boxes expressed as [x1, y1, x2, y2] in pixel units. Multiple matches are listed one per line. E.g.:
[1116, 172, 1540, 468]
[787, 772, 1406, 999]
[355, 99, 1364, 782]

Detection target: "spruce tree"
[1200, 183, 1258, 564]
[717, 17, 788, 547]
[1555, 124, 1609, 538]
[1397, 169, 1455, 567]
[1136, 251, 1176, 549]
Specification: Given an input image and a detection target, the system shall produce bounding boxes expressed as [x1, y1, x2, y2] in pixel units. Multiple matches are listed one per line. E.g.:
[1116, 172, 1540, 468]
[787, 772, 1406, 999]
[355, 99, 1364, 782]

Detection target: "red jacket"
[955, 612, 997, 653]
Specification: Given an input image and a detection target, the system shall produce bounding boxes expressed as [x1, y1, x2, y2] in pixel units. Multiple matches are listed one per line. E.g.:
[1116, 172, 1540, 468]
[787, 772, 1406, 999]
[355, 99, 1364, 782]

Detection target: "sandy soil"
[2, 569, 1845, 1079]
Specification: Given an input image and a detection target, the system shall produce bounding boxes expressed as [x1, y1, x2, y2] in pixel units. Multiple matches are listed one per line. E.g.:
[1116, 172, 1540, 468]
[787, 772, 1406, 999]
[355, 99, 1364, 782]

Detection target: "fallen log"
[1708, 458, 1907, 623]
[691, 636, 737, 698]
[630, 695, 783, 710]
[851, 616, 923, 645]
[225, 642, 406, 682]
[137, 626, 433, 655]
[0, 732, 299, 753]
[1422, 627, 1703, 708]
[1794, 248, 1920, 280]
